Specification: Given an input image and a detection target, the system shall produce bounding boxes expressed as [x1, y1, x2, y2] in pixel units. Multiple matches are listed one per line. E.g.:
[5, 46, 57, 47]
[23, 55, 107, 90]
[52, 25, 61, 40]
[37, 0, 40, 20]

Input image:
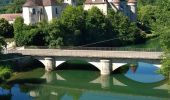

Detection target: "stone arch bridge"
[6, 49, 162, 75]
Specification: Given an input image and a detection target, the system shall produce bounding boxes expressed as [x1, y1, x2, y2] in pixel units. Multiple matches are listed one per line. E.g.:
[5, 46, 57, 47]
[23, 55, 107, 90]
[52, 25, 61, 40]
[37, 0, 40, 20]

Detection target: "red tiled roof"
[23, 0, 56, 7]
[85, 0, 107, 4]
[0, 14, 22, 21]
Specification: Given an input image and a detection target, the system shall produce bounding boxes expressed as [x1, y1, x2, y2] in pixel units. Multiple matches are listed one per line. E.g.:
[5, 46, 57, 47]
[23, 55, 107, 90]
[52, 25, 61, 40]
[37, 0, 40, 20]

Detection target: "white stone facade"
[22, 0, 75, 25]
[84, 0, 137, 21]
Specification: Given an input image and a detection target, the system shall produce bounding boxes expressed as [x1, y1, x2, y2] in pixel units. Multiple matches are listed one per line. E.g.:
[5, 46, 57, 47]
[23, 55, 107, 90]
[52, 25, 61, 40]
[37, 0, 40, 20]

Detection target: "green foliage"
[85, 7, 107, 44]
[13, 17, 46, 46]
[45, 19, 64, 47]
[13, 17, 26, 46]
[0, 0, 26, 14]
[60, 6, 86, 45]
[160, 28, 170, 76]
[138, 0, 170, 35]
[75, 0, 85, 5]
[107, 10, 143, 46]
[0, 18, 14, 38]
[142, 0, 170, 76]
[0, 65, 12, 81]
[0, 37, 6, 52]
[13, 6, 143, 47]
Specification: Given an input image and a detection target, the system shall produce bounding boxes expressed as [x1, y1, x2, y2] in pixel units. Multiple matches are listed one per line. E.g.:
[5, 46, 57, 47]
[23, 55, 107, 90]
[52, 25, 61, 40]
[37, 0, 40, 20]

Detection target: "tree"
[13, 17, 25, 46]
[160, 28, 170, 76]
[0, 37, 6, 53]
[107, 10, 142, 46]
[43, 19, 64, 47]
[12, 0, 26, 13]
[60, 6, 86, 45]
[0, 18, 14, 38]
[85, 7, 108, 45]
[138, 5, 158, 34]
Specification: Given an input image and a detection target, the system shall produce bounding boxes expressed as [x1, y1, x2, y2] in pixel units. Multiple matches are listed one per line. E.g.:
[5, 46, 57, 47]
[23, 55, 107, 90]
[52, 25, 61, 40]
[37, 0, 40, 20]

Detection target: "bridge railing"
[23, 46, 162, 52]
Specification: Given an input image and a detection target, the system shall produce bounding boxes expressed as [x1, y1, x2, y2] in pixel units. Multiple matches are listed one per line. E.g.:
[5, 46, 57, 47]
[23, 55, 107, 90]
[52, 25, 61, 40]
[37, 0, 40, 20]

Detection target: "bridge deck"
[6, 49, 162, 59]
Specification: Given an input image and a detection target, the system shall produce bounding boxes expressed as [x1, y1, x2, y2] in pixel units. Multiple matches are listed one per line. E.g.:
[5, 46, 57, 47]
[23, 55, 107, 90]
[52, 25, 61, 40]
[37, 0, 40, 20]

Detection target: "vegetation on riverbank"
[13, 6, 143, 47]
[0, 54, 44, 83]
[0, 65, 12, 82]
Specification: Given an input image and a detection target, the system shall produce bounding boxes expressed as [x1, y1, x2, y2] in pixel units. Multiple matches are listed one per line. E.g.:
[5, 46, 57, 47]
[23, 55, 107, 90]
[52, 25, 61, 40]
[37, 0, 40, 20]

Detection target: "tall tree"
[45, 18, 64, 47]
[0, 18, 14, 38]
[160, 28, 170, 76]
[0, 37, 6, 53]
[107, 10, 142, 46]
[85, 7, 107, 44]
[60, 6, 86, 45]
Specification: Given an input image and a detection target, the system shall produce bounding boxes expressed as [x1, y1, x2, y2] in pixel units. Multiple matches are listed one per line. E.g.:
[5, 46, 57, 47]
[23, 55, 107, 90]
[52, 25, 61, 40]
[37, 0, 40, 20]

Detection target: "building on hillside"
[84, 0, 137, 21]
[0, 13, 22, 23]
[22, 0, 76, 25]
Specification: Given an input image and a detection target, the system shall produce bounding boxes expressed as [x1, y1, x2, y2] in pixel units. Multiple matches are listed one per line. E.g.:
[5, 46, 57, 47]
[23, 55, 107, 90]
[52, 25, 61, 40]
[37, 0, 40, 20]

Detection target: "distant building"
[0, 0, 137, 24]
[0, 13, 22, 23]
[22, 0, 76, 25]
[84, 0, 137, 21]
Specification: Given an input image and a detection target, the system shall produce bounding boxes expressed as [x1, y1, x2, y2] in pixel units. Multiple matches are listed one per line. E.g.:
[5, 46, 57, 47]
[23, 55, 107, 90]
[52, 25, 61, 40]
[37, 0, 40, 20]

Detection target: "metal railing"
[23, 46, 162, 52]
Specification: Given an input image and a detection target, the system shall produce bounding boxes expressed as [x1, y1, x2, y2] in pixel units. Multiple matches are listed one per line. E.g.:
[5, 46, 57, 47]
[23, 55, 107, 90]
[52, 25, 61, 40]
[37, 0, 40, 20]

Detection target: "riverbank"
[0, 54, 45, 84]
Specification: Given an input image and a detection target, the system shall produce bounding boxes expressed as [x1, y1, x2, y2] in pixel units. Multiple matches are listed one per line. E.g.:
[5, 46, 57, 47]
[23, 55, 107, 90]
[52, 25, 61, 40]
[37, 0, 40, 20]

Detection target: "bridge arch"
[55, 59, 100, 71]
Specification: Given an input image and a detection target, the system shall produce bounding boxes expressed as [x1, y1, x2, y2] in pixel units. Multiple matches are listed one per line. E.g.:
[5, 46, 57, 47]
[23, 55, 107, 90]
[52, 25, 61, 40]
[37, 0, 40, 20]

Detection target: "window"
[40, 9, 43, 14]
[56, 8, 58, 14]
[32, 8, 36, 15]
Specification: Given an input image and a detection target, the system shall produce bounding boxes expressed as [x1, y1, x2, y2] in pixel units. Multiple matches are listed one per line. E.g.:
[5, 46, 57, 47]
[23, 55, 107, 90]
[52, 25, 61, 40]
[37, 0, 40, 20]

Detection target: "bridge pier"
[44, 57, 54, 71]
[100, 60, 112, 75]
[100, 75, 111, 89]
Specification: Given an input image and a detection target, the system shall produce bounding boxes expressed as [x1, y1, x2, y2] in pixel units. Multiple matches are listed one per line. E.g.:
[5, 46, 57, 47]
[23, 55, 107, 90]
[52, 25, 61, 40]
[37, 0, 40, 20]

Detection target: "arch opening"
[55, 60, 100, 71]
[112, 63, 137, 74]
[12, 57, 45, 72]
[112, 62, 165, 83]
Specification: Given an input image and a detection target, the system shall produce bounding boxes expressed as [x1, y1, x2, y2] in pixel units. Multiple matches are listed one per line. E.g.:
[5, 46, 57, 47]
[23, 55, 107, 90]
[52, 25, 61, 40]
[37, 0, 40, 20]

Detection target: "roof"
[23, 0, 57, 7]
[113, 0, 120, 4]
[128, 0, 137, 3]
[42, 0, 57, 6]
[85, 0, 107, 4]
[0, 14, 22, 21]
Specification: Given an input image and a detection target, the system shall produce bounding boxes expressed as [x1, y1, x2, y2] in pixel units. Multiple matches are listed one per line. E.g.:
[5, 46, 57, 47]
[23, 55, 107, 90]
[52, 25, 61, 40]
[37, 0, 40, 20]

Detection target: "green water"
[0, 63, 170, 100]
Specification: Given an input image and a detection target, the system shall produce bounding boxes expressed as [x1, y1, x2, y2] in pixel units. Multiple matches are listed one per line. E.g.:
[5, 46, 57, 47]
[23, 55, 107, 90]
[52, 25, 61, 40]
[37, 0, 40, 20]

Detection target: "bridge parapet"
[5, 49, 162, 60]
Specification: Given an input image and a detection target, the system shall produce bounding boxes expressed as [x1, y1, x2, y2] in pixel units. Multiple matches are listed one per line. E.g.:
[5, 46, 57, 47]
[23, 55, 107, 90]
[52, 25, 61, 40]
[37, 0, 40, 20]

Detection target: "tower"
[127, 0, 137, 21]
[22, 0, 44, 25]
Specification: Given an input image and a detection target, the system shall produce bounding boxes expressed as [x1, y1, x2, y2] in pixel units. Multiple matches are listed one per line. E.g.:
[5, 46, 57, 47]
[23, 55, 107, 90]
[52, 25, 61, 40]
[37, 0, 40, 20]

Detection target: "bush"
[0, 65, 12, 81]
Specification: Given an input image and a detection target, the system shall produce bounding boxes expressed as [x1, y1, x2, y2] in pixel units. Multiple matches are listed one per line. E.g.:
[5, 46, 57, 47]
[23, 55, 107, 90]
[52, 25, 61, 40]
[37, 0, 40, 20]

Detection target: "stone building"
[84, 0, 137, 21]
[22, 0, 76, 25]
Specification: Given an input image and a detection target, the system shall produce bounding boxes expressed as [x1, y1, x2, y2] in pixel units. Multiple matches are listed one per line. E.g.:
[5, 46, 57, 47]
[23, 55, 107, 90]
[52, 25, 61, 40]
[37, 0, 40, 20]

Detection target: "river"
[0, 62, 170, 100]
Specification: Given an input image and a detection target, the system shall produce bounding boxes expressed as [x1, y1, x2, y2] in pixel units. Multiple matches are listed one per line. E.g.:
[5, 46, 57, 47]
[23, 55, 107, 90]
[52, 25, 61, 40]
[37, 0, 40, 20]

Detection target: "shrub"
[0, 65, 12, 81]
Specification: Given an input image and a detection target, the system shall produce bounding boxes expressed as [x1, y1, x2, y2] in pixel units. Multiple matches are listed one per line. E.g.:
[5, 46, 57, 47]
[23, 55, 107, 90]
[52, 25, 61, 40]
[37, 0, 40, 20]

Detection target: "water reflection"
[114, 62, 165, 83]
[0, 62, 169, 100]
[0, 84, 32, 100]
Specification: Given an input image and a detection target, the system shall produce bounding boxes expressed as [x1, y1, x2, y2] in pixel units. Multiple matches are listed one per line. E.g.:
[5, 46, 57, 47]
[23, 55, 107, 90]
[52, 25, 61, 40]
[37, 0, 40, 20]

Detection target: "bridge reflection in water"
[23, 71, 170, 100]
[0, 62, 170, 100]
